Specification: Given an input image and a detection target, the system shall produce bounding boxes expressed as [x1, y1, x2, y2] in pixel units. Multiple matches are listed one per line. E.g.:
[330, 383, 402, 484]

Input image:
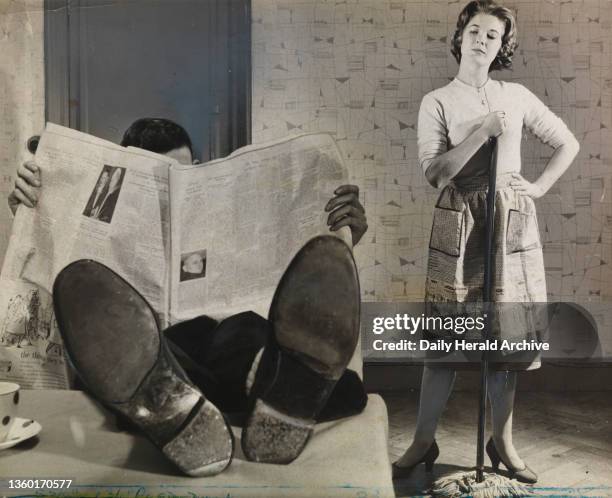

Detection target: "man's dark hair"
[451, 0, 518, 71]
[120, 118, 193, 155]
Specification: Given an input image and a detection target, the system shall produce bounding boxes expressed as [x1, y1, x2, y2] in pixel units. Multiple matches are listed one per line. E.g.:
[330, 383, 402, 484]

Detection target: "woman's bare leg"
[487, 370, 525, 469]
[395, 366, 455, 466]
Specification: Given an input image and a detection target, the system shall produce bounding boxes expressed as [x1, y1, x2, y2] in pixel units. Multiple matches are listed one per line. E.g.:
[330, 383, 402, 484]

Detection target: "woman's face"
[460, 13, 505, 69]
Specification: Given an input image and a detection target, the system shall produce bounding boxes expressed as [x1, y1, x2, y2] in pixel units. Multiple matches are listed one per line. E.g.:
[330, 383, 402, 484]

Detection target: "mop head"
[431, 471, 532, 497]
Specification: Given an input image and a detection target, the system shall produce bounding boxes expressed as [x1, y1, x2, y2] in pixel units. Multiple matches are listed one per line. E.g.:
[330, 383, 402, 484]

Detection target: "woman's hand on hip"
[510, 173, 545, 199]
[480, 111, 507, 138]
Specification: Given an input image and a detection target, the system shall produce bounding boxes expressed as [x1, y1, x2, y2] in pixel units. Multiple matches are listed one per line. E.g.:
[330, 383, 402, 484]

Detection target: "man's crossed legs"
[52, 236, 366, 476]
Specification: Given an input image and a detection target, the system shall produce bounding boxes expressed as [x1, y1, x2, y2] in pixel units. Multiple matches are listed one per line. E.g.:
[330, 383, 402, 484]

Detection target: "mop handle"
[476, 137, 498, 482]
[483, 138, 498, 309]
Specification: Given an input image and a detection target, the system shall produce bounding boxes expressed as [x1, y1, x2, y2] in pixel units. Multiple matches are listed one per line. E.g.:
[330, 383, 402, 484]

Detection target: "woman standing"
[393, 0, 579, 483]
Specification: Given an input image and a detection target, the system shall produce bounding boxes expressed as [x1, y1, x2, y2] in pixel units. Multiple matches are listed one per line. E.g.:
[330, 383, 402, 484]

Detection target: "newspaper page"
[0, 281, 66, 389]
[169, 133, 352, 322]
[0, 124, 173, 388]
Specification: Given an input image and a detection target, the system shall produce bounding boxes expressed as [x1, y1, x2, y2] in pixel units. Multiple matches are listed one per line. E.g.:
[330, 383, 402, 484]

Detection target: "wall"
[0, 0, 45, 268]
[251, 0, 612, 356]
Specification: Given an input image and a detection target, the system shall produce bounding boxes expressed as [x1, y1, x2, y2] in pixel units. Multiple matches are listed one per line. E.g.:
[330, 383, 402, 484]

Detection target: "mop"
[431, 138, 531, 498]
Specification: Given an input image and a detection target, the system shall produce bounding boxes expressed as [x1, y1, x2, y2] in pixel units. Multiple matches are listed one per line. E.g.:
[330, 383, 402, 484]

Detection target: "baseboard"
[363, 362, 612, 392]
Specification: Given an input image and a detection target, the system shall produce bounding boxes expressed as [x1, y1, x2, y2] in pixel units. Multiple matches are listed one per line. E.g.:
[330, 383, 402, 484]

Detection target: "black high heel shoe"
[392, 441, 440, 479]
[486, 438, 537, 484]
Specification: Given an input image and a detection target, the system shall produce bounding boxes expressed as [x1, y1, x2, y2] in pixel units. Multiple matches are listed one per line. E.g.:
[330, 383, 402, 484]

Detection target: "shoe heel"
[242, 399, 313, 464]
[424, 440, 439, 472]
[486, 438, 501, 470]
[163, 398, 234, 476]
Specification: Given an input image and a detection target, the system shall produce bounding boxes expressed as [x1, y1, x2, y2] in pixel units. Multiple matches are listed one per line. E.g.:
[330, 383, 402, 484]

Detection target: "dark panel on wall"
[45, 0, 251, 160]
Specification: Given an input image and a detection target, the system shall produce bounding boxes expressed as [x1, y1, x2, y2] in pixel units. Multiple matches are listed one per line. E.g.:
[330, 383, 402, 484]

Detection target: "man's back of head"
[120, 118, 193, 158]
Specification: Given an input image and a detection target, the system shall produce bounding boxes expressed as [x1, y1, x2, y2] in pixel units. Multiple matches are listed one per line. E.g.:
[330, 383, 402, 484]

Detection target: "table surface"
[0, 390, 393, 497]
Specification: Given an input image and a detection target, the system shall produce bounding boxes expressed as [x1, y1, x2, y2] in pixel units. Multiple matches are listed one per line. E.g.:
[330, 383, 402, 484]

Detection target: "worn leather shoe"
[53, 260, 234, 476]
[242, 236, 360, 463]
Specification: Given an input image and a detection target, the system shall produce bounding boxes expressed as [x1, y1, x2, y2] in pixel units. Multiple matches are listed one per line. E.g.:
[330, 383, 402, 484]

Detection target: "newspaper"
[169, 133, 351, 322]
[0, 280, 67, 389]
[0, 124, 174, 388]
[0, 125, 351, 387]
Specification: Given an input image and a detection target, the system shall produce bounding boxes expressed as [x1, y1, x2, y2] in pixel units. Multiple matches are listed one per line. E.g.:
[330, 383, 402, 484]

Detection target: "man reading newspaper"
[8, 118, 369, 476]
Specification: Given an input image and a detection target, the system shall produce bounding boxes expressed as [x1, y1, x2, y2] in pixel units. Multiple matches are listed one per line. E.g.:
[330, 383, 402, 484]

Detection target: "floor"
[382, 390, 612, 497]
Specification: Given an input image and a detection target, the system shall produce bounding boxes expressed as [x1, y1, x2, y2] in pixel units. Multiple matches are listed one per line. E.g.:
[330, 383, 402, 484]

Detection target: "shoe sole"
[242, 236, 360, 463]
[53, 260, 233, 476]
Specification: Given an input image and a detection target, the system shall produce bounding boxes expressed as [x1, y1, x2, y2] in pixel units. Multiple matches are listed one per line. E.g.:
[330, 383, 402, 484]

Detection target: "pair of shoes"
[486, 438, 538, 484]
[53, 236, 360, 475]
[391, 440, 440, 479]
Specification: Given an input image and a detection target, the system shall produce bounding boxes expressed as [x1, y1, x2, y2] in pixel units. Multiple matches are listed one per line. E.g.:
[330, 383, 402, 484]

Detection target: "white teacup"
[0, 382, 20, 442]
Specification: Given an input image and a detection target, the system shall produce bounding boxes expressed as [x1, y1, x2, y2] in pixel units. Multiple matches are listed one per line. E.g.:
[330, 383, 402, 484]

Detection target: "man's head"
[121, 118, 195, 164]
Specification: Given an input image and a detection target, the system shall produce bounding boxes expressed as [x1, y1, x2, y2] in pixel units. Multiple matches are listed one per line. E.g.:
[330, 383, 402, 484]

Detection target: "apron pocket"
[506, 209, 541, 254]
[429, 206, 463, 257]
